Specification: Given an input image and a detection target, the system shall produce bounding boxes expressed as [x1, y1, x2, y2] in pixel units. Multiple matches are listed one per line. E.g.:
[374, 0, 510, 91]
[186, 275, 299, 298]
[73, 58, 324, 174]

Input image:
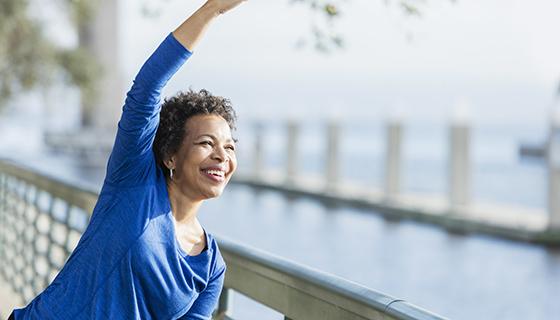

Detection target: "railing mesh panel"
[0, 172, 92, 305]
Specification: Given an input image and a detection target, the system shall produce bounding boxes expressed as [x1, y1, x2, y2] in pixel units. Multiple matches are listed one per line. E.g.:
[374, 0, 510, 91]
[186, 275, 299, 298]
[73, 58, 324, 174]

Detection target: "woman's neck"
[167, 182, 203, 225]
[167, 182, 207, 255]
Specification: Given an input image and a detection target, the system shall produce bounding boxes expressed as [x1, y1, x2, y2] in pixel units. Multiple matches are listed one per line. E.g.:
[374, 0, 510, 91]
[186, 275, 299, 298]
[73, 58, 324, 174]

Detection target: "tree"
[0, 0, 99, 110]
[292, 0, 440, 52]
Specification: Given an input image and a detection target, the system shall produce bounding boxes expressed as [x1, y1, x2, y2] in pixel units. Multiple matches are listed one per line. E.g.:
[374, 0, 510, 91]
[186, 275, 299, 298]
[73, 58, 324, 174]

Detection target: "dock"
[232, 171, 559, 245]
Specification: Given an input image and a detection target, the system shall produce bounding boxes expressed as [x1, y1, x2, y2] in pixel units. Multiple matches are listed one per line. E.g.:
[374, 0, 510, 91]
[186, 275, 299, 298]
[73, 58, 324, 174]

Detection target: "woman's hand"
[172, 0, 247, 51]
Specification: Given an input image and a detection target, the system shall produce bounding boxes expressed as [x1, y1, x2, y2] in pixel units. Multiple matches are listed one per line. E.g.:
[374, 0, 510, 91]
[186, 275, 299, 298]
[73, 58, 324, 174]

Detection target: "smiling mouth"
[201, 168, 226, 182]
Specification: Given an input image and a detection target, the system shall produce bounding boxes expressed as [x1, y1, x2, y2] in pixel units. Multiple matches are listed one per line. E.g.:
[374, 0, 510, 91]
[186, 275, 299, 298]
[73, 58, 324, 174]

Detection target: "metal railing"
[0, 158, 445, 320]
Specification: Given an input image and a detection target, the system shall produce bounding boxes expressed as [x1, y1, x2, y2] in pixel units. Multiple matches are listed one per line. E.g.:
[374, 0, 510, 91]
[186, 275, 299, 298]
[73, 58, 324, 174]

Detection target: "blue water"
[200, 185, 560, 320]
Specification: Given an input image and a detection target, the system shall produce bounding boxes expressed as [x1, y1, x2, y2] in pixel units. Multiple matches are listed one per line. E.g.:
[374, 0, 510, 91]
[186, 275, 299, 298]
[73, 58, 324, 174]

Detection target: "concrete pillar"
[253, 122, 264, 179]
[384, 118, 403, 199]
[448, 117, 471, 209]
[325, 120, 340, 191]
[78, 0, 124, 130]
[547, 110, 560, 230]
[286, 120, 299, 185]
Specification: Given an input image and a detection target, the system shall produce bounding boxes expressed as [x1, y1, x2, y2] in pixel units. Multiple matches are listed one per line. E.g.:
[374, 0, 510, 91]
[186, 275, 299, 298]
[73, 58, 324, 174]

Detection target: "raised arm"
[105, 0, 246, 186]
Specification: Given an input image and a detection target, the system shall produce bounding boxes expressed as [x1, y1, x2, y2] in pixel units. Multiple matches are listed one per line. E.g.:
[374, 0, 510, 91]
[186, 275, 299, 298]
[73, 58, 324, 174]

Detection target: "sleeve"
[104, 33, 192, 186]
[179, 266, 226, 320]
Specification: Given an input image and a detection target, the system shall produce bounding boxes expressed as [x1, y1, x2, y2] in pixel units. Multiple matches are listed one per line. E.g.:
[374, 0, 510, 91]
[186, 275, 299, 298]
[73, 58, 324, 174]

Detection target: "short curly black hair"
[153, 88, 237, 179]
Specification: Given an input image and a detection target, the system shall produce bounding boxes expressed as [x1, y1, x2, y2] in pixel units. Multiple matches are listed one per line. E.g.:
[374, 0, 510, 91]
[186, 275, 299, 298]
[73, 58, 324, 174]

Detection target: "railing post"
[286, 119, 299, 185]
[215, 287, 234, 319]
[547, 111, 560, 230]
[253, 122, 264, 180]
[326, 120, 340, 192]
[448, 114, 471, 210]
[384, 117, 403, 200]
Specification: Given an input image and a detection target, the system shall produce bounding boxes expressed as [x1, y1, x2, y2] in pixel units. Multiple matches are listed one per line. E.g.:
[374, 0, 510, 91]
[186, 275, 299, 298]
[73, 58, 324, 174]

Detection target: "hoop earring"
[170, 168, 174, 180]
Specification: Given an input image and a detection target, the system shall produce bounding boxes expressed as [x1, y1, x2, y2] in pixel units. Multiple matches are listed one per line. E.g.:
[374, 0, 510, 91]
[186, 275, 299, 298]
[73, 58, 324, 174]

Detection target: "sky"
[12, 0, 560, 131]
[113, 0, 560, 127]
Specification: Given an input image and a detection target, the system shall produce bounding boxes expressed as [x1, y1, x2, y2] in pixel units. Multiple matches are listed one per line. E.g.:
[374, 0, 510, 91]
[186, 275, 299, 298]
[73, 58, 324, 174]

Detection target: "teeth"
[205, 169, 224, 177]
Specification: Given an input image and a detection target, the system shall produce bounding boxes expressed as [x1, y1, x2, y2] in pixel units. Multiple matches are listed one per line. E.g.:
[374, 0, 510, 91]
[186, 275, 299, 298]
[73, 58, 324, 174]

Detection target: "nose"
[211, 145, 228, 162]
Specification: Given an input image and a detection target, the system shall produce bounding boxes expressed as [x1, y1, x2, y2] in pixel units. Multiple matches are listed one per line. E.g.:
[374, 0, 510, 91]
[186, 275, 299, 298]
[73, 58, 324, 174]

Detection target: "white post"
[253, 122, 264, 179]
[385, 118, 403, 199]
[79, 0, 124, 130]
[325, 120, 340, 191]
[547, 109, 560, 230]
[449, 109, 471, 210]
[286, 120, 299, 185]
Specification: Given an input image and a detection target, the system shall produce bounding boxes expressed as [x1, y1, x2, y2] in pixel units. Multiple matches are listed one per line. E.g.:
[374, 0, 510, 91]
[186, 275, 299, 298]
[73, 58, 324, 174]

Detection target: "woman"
[10, 0, 246, 318]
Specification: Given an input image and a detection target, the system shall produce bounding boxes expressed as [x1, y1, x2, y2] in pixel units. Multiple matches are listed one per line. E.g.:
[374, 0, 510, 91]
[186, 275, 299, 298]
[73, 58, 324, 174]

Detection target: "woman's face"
[168, 114, 237, 201]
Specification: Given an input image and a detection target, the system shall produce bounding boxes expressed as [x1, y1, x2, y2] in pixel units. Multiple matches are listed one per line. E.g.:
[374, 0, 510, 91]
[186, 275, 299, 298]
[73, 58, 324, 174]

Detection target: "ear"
[164, 155, 176, 170]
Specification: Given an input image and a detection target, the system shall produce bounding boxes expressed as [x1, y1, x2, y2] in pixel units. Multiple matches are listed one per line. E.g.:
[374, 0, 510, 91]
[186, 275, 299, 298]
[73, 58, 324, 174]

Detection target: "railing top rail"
[0, 158, 98, 213]
[216, 235, 446, 320]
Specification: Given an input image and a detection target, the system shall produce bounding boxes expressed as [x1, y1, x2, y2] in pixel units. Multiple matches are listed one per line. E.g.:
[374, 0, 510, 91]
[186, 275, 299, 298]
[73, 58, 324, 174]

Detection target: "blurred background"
[1, 0, 560, 319]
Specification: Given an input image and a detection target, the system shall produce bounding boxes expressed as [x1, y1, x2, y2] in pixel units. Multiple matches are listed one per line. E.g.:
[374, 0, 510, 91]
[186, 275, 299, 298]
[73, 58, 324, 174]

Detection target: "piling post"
[547, 110, 560, 230]
[449, 112, 471, 210]
[384, 117, 403, 200]
[253, 122, 264, 180]
[326, 120, 340, 191]
[286, 119, 299, 185]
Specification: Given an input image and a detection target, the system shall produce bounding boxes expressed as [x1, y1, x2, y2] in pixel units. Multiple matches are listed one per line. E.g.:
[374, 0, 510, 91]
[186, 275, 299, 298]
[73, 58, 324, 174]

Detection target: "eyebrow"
[196, 134, 236, 143]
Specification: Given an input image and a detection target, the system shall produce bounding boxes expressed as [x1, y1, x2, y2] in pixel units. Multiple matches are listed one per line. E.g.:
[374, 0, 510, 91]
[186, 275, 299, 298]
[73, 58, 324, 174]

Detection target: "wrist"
[201, 1, 222, 18]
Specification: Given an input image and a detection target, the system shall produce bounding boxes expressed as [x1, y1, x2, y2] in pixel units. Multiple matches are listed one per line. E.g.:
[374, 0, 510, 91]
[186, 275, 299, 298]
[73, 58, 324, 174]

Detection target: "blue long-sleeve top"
[13, 33, 226, 320]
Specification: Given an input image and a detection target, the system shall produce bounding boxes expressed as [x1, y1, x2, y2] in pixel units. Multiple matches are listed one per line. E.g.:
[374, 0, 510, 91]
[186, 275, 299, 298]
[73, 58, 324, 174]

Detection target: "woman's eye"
[200, 141, 213, 146]
[226, 145, 236, 151]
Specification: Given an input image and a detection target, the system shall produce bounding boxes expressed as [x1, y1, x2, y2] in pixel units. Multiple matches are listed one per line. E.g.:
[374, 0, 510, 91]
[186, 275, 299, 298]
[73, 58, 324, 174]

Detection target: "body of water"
[201, 184, 560, 320]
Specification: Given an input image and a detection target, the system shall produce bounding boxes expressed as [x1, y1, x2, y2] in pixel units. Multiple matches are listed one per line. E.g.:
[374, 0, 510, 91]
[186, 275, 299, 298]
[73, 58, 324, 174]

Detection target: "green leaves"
[324, 4, 339, 17]
[293, 0, 438, 53]
[0, 0, 98, 108]
[0, 0, 50, 104]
